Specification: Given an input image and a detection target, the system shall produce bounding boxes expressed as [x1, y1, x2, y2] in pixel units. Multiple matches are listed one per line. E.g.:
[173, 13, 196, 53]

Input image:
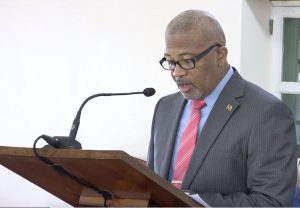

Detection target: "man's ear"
[217, 46, 228, 66]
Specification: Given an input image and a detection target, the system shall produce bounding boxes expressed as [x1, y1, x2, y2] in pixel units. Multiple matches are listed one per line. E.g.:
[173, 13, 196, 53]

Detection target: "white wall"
[240, 0, 272, 90]
[0, 0, 243, 206]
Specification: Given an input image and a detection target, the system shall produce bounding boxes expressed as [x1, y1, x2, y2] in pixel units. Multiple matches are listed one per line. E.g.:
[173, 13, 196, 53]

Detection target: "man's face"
[164, 30, 226, 100]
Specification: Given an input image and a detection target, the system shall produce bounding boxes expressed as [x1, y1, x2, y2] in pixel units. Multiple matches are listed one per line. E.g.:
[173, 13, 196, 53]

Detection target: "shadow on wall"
[245, 0, 271, 36]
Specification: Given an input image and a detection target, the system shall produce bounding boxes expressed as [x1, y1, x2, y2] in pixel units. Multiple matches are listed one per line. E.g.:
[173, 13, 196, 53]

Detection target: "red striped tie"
[172, 99, 206, 189]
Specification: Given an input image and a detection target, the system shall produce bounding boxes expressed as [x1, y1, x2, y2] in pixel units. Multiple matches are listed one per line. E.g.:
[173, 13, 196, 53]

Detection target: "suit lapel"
[182, 71, 245, 188]
[160, 93, 186, 179]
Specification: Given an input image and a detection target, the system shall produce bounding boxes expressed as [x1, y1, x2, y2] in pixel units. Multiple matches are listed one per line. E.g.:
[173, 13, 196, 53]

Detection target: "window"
[272, 5, 300, 144]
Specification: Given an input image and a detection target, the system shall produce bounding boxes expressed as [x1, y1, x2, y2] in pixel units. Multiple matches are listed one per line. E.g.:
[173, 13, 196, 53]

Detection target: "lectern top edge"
[0, 145, 129, 159]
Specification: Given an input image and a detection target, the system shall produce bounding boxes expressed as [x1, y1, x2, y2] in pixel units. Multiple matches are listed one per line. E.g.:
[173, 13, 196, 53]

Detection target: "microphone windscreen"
[143, 88, 156, 97]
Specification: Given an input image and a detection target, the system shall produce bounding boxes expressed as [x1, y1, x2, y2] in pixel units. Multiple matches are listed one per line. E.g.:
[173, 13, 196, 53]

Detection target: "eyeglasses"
[159, 43, 222, 71]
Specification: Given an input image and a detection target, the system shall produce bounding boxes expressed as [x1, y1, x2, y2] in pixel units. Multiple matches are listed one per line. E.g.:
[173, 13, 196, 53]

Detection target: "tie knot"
[192, 99, 206, 110]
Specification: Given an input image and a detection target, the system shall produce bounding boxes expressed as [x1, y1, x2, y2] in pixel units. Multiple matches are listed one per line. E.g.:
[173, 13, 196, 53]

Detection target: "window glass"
[282, 18, 300, 82]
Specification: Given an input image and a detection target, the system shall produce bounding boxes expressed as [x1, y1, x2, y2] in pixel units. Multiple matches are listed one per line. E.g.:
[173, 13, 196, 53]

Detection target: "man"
[147, 10, 297, 207]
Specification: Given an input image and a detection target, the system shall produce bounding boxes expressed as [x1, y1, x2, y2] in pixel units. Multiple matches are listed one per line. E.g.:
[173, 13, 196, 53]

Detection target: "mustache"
[174, 78, 192, 85]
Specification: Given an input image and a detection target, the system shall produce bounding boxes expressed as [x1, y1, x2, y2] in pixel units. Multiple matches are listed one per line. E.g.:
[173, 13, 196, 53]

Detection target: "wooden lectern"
[0, 146, 201, 207]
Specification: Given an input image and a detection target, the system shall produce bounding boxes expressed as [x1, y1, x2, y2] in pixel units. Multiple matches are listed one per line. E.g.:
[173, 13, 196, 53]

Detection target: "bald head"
[166, 10, 226, 46]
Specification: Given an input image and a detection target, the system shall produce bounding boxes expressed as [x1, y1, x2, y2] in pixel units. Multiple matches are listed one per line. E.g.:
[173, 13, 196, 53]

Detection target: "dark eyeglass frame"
[159, 43, 222, 71]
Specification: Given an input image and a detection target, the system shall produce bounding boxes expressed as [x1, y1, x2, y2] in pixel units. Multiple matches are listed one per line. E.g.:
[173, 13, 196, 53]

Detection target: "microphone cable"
[33, 135, 112, 206]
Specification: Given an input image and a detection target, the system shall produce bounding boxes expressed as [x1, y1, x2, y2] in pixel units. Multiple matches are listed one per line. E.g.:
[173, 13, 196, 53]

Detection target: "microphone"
[69, 88, 155, 142]
[143, 88, 156, 97]
[42, 88, 155, 149]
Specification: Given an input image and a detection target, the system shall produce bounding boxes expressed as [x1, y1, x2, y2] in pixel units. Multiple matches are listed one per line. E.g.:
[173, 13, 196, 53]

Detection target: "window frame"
[271, 4, 300, 97]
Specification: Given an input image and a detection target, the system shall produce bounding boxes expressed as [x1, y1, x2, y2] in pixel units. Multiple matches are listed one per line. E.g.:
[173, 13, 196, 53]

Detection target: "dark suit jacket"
[147, 70, 297, 207]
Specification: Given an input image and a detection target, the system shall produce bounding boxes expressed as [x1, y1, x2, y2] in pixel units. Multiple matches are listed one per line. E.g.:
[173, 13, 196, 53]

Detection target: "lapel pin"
[226, 104, 233, 112]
